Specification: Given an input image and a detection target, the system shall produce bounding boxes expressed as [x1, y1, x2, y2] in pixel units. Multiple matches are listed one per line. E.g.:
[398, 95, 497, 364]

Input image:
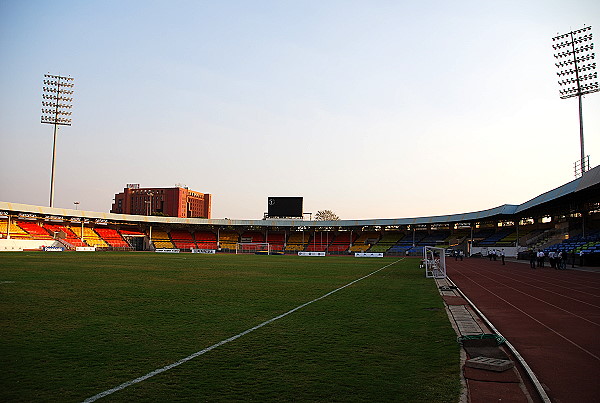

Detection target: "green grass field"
[0, 252, 460, 402]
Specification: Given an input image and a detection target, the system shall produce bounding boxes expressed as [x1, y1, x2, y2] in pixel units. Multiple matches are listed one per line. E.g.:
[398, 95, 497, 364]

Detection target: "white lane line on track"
[82, 258, 404, 402]
[446, 276, 552, 403]
[453, 271, 600, 362]
[463, 267, 600, 311]
[501, 270, 600, 294]
[451, 267, 600, 327]
[502, 265, 600, 295]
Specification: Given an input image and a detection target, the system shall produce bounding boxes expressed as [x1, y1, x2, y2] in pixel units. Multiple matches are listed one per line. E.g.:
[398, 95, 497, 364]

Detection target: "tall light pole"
[41, 73, 74, 207]
[552, 26, 598, 176]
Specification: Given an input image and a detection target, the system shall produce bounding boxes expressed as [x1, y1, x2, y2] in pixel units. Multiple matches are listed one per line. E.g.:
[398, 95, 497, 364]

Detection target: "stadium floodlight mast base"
[552, 25, 598, 175]
[41, 73, 74, 207]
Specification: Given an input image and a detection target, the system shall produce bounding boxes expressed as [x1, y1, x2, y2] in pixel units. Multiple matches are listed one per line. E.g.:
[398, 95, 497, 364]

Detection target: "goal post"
[235, 242, 271, 254]
[423, 246, 446, 279]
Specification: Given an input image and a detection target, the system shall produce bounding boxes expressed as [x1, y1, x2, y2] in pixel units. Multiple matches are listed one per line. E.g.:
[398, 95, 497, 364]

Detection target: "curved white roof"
[1, 165, 598, 228]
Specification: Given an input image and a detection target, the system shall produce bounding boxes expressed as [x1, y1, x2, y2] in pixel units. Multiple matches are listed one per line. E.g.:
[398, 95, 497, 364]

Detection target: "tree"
[315, 210, 340, 221]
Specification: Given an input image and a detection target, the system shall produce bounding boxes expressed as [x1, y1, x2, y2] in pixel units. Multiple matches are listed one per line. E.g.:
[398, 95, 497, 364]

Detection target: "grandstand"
[285, 231, 310, 252]
[544, 231, 600, 256]
[496, 230, 518, 247]
[306, 231, 334, 252]
[387, 231, 427, 255]
[476, 228, 513, 247]
[0, 221, 32, 239]
[71, 226, 109, 249]
[43, 223, 87, 248]
[150, 230, 175, 249]
[349, 232, 380, 252]
[170, 230, 196, 249]
[327, 231, 358, 253]
[218, 232, 239, 250]
[368, 231, 403, 253]
[265, 232, 286, 251]
[17, 221, 53, 239]
[96, 227, 131, 249]
[0, 164, 599, 262]
[240, 231, 265, 243]
[194, 231, 217, 249]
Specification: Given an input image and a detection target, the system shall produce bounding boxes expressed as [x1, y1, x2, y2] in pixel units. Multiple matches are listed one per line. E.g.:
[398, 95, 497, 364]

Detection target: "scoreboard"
[267, 197, 303, 218]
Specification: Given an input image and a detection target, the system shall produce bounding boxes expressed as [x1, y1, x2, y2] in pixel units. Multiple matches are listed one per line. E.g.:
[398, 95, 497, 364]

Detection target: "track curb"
[446, 276, 551, 403]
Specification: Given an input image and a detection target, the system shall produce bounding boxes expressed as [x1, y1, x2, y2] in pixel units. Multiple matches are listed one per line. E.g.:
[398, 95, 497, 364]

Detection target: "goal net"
[236, 242, 271, 254]
[423, 246, 446, 279]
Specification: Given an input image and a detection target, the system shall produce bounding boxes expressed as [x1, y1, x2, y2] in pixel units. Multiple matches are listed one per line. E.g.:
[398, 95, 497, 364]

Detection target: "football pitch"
[0, 253, 460, 402]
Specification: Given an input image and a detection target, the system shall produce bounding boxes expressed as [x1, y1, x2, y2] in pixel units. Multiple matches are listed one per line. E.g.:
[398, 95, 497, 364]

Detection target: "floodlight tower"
[41, 74, 74, 207]
[552, 26, 598, 176]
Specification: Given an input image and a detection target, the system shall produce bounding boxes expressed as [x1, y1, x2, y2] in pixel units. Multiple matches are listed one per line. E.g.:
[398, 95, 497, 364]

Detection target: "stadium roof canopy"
[1, 165, 599, 228]
[514, 164, 600, 216]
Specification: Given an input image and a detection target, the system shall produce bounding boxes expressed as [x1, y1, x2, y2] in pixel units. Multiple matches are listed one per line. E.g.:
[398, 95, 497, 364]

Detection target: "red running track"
[447, 258, 600, 403]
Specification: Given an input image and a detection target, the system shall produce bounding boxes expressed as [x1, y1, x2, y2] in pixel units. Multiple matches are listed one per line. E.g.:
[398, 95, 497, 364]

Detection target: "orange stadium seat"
[95, 227, 130, 248]
[170, 230, 196, 249]
[265, 232, 285, 251]
[43, 223, 87, 248]
[194, 231, 217, 249]
[306, 231, 334, 252]
[327, 231, 358, 253]
[70, 226, 109, 248]
[16, 221, 53, 240]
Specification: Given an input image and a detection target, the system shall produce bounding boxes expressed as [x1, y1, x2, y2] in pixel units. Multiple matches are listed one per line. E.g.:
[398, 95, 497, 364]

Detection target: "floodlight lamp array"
[552, 25, 592, 42]
[554, 43, 594, 58]
[553, 26, 598, 99]
[41, 74, 74, 126]
[559, 82, 599, 99]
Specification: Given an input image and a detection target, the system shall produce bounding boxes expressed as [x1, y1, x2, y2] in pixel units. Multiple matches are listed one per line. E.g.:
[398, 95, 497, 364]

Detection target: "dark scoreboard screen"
[267, 197, 303, 218]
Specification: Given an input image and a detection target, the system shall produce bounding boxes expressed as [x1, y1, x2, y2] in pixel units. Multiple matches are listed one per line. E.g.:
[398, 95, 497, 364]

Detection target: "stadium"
[2, 2, 600, 403]
[1, 165, 599, 402]
[1, 167, 599, 258]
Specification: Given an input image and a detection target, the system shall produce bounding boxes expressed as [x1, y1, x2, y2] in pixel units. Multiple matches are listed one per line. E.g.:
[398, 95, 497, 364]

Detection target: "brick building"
[111, 184, 211, 218]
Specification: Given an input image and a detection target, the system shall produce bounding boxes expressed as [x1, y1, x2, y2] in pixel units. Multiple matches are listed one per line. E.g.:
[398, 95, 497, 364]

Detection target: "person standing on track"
[537, 250, 545, 267]
[530, 250, 537, 268]
[549, 251, 556, 268]
[556, 251, 563, 270]
[500, 249, 505, 265]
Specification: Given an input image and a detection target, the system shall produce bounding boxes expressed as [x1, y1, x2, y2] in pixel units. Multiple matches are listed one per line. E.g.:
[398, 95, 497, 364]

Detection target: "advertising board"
[298, 251, 325, 257]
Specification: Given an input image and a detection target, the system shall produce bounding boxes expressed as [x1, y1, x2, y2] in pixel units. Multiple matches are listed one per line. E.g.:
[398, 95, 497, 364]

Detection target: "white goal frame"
[423, 246, 446, 279]
[235, 242, 271, 254]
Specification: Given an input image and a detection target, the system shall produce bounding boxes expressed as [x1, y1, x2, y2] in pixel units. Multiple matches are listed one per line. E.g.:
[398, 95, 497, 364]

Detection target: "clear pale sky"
[1, 0, 599, 220]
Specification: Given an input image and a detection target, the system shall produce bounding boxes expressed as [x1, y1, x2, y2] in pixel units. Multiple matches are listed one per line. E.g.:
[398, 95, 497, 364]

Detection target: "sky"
[0, 0, 599, 220]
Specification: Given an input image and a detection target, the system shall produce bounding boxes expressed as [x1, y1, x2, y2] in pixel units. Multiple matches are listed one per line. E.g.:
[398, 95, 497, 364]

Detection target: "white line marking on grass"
[83, 258, 404, 402]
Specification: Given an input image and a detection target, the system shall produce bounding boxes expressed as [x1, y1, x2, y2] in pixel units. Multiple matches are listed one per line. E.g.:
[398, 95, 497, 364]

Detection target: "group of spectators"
[529, 250, 569, 269]
[452, 250, 465, 261]
[487, 249, 506, 265]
